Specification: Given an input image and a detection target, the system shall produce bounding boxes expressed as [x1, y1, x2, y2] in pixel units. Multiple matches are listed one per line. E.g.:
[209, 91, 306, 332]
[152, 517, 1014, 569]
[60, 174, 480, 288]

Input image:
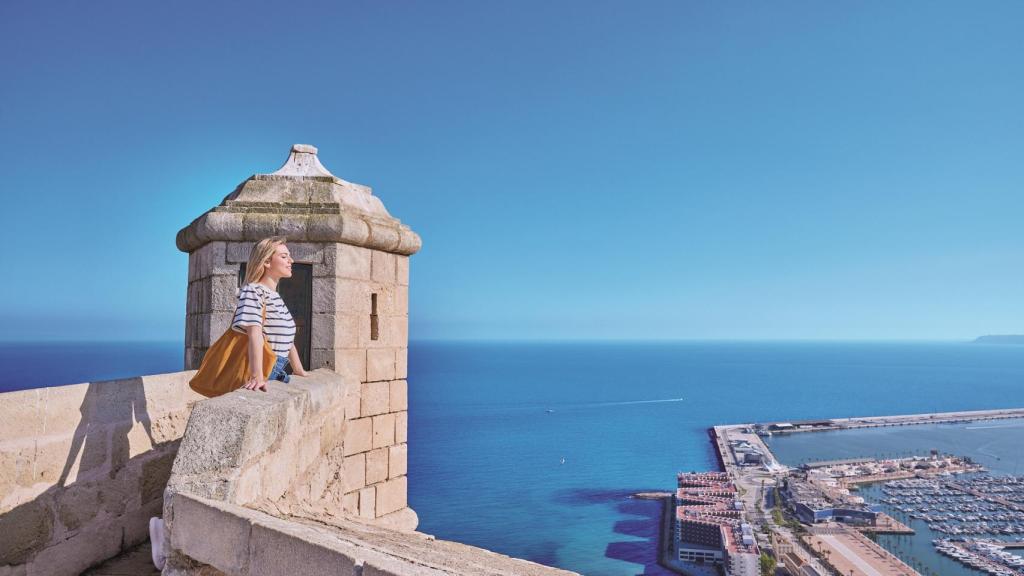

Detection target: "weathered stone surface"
[0, 499, 52, 565]
[169, 494, 253, 575]
[344, 381, 361, 420]
[342, 454, 366, 494]
[338, 244, 374, 279]
[0, 389, 41, 440]
[394, 285, 409, 316]
[34, 432, 108, 487]
[388, 380, 407, 412]
[141, 450, 177, 504]
[0, 559, 29, 576]
[188, 242, 229, 282]
[29, 519, 122, 576]
[210, 274, 239, 312]
[320, 414, 346, 456]
[341, 492, 359, 516]
[311, 276, 336, 313]
[385, 317, 408, 352]
[365, 448, 388, 485]
[233, 464, 262, 506]
[57, 483, 102, 532]
[362, 555, 442, 576]
[120, 497, 164, 550]
[225, 241, 255, 264]
[367, 222, 401, 254]
[359, 486, 376, 520]
[331, 278, 373, 317]
[150, 410, 191, 445]
[361, 381, 389, 417]
[388, 444, 407, 480]
[396, 348, 408, 380]
[343, 417, 372, 456]
[395, 256, 409, 287]
[0, 441, 35, 511]
[366, 348, 396, 382]
[336, 349, 367, 383]
[40, 383, 90, 437]
[284, 242, 324, 264]
[100, 467, 134, 517]
[375, 476, 407, 516]
[371, 507, 420, 534]
[371, 251, 396, 284]
[309, 314, 360, 352]
[249, 520, 357, 576]
[395, 412, 408, 444]
[310, 348, 336, 372]
[372, 414, 396, 450]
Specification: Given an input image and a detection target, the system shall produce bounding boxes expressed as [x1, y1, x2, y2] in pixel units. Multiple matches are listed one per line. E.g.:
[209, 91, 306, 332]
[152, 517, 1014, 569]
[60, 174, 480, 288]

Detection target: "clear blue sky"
[2, 1, 1022, 341]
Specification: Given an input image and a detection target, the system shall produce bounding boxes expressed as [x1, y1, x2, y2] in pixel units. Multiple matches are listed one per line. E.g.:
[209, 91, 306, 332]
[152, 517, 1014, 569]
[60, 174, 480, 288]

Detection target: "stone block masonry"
[0, 371, 203, 575]
[163, 370, 415, 540]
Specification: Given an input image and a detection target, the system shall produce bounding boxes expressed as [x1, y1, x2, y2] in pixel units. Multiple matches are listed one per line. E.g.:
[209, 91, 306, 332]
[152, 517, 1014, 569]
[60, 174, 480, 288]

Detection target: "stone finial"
[271, 144, 335, 177]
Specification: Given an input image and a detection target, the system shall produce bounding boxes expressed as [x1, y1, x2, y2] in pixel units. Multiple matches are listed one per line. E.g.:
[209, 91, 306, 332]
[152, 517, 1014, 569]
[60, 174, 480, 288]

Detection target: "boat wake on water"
[564, 397, 685, 409]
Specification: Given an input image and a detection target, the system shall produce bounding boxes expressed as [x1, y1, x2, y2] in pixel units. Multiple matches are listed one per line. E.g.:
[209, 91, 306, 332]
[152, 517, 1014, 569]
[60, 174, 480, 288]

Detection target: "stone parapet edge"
[167, 492, 580, 576]
[176, 211, 421, 256]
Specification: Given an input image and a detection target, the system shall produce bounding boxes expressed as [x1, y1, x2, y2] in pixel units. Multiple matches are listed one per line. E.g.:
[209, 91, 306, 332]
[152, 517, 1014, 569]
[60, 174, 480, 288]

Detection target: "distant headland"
[974, 335, 1024, 344]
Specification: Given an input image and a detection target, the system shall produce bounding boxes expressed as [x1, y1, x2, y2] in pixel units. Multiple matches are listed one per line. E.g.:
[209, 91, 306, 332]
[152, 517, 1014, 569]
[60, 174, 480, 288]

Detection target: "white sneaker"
[149, 517, 167, 570]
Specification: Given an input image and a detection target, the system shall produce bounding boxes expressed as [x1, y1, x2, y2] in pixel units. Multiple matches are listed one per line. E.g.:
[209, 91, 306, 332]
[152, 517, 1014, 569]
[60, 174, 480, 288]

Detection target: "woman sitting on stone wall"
[233, 235, 308, 391]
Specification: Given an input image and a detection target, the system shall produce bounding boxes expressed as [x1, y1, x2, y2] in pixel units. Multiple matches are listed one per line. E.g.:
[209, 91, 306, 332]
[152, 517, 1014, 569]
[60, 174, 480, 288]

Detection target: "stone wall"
[163, 370, 577, 576]
[167, 492, 579, 576]
[163, 369, 413, 539]
[0, 371, 202, 575]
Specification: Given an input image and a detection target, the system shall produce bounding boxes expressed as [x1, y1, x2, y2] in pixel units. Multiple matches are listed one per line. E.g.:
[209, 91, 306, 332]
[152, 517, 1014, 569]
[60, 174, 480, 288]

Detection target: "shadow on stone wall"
[59, 378, 155, 485]
[0, 378, 176, 575]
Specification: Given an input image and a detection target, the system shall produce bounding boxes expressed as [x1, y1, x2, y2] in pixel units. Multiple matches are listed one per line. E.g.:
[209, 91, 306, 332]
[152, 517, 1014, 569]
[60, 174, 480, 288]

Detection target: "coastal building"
[675, 472, 760, 576]
[780, 477, 880, 525]
[729, 439, 765, 465]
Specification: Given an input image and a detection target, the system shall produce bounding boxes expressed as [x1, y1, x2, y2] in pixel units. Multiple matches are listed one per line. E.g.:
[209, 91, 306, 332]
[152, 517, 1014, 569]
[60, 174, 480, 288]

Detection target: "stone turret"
[176, 144, 420, 523]
[177, 143, 420, 383]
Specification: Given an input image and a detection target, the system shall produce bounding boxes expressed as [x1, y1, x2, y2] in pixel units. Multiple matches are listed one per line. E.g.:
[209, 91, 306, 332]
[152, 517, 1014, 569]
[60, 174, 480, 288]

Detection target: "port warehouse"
[674, 472, 760, 576]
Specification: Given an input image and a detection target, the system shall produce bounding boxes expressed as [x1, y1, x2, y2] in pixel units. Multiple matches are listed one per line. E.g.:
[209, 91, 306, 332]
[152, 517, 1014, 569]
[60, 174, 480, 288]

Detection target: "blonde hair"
[244, 236, 288, 285]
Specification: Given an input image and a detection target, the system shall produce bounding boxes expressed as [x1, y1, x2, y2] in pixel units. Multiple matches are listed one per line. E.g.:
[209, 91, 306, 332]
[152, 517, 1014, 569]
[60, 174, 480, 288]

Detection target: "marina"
[881, 476, 1024, 535]
[934, 539, 1024, 575]
[690, 408, 1024, 576]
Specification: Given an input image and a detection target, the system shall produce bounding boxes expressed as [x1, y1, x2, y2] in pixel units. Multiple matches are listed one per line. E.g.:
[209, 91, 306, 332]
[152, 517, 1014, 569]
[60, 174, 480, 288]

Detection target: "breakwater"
[707, 427, 726, 472]
[760, 407, 1024, 435]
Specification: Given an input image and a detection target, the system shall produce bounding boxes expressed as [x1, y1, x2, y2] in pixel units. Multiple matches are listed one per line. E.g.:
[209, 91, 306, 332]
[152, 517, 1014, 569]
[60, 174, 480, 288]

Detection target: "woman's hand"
[242, 375, 268, 391]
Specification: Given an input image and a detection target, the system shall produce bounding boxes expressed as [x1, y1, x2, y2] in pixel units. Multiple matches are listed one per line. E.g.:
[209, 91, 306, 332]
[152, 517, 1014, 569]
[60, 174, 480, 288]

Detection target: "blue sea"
[4, 340, 1024, 575]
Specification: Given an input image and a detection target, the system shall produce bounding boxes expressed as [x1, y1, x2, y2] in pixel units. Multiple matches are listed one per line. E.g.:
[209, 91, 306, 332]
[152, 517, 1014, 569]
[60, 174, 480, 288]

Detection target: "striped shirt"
[231, 282, 296, 357]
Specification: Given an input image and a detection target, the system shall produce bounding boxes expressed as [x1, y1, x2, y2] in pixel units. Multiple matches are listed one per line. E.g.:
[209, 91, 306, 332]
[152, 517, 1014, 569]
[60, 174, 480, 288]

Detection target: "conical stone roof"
[176, 144, 420, 255]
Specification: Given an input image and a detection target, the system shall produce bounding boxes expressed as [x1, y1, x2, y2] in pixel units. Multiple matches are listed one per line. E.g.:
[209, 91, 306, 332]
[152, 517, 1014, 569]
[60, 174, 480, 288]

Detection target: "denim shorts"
[268, 355, 290, 383]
